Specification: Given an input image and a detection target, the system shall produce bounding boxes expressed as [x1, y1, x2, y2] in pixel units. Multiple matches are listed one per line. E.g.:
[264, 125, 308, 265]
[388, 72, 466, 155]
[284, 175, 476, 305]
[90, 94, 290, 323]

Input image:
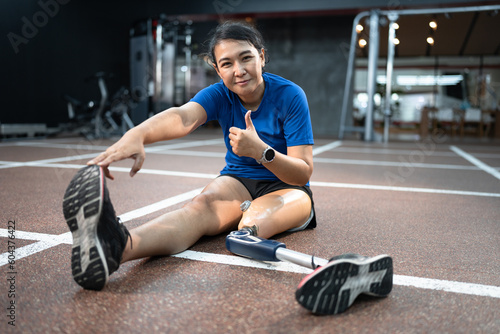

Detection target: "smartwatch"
[257, 146, 275, 164]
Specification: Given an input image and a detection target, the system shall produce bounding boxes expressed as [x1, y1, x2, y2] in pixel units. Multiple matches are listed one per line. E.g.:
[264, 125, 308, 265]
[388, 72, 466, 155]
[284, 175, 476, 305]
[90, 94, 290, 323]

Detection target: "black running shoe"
[295, 253, 393, 315]
[62, 165, 131, 290]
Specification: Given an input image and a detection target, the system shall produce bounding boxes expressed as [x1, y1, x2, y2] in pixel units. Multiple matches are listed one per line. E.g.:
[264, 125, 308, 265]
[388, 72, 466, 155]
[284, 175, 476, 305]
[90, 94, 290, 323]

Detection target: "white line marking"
[151, 150, 225, 158]
[1, 228, 498, 299]
[450, 145, 500, 180]
[312, 140, 342, 156]
[172, 250, 311, 274]
[5, 141, 497, 174]
[393, 274, 500, 299]
[13, 138, 223, 152]
[0, 186, 204, 266]
[17, 153, 485, 174]
[314, 157, 478, 170]
[0, 153, 98, 169]
[17, 162, 220, 179]
[1, 214, 499, 299]
[15, 142, 110, 150]
[0, 162, 25, 169]
[119, 188, 204, 222]
[7, 161, 500, 198]
[8, 140, 500, 160]
[334, 147, 459, 156]
[0, 139, 224, 170]
[2, 230, 64, 242]
[0, 233, 69, 265]
[0, 241, 57, 263]
[107, 166, 218, 179]
[310, 181, 500, 198]
[171, 250, 500, 299]
[6, 153, 497, 172]
[332, 147, 500, 159]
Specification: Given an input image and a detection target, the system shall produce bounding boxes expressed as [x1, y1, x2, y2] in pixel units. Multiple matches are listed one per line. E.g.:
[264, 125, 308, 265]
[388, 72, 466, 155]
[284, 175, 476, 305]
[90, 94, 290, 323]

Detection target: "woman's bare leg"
[121, 176, 251, 262]
[238, 189, 312, 239]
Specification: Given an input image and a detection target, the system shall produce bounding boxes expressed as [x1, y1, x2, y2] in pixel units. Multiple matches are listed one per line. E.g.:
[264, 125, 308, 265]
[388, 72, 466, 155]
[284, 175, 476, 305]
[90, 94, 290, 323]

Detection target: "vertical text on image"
[6, 220, 17, 327]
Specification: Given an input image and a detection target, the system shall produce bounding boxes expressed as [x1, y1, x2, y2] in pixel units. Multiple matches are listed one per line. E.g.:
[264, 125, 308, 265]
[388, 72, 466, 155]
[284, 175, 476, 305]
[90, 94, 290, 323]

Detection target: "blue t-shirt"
[191, 72, 314, 181]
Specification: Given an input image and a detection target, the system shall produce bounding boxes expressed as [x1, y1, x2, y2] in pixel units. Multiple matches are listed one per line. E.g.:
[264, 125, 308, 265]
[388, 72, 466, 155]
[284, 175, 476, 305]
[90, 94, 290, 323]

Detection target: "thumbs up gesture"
[228, 110, 266, 160]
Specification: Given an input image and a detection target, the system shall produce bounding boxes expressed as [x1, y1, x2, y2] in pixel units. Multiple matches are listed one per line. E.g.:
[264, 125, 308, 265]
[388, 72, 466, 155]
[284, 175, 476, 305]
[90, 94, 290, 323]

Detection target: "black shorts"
[221, 174, 317, 230]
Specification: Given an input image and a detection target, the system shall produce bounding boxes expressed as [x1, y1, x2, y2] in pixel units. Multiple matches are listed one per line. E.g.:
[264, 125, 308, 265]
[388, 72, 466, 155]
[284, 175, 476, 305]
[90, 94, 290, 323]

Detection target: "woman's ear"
[260, 48, 266, 65]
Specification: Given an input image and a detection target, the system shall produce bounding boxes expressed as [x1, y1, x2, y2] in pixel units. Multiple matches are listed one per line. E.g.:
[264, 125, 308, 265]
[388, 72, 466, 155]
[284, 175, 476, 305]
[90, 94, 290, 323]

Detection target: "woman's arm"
[264, 144, 313, 186]
[229, 111, 313, 186]
[88, 102, 207, 179]
[139, 102, 207, 144]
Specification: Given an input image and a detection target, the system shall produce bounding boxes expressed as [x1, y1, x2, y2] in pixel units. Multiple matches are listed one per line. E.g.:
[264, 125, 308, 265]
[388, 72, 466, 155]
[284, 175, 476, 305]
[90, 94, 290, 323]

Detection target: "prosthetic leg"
[226, 229, 393, 315]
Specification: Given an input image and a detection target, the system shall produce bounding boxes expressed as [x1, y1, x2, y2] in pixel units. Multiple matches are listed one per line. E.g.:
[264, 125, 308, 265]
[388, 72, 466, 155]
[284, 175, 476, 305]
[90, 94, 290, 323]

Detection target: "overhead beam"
[459, 11, 479, 56]
[338, 3, 500, 141]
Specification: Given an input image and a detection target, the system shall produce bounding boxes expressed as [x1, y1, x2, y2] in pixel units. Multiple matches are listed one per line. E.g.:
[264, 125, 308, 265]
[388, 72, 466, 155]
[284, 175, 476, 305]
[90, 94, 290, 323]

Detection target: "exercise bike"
[62, 72, 134, 139]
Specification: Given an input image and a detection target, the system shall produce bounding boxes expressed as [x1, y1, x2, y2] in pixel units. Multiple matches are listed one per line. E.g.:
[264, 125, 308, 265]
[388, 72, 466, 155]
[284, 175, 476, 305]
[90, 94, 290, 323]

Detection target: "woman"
[64, 21, 393, 316]
[64, 21, 316, 291]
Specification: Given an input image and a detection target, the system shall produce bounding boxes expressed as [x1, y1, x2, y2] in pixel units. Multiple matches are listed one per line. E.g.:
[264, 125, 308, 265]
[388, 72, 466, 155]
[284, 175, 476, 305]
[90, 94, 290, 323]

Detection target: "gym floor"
[1, 129, 499, 333]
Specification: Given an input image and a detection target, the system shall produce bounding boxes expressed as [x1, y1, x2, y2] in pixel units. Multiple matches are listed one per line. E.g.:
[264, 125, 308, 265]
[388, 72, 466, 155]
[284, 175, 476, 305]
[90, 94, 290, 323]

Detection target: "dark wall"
[260, 16, 352, 136]
[2, 1, 151, 126]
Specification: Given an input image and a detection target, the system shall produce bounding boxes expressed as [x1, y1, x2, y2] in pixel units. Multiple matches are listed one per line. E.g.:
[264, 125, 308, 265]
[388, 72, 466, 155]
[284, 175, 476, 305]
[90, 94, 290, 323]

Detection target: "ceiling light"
[356, 24, 364, 33]
[359, 38, 367, 48]
[397, 75, 463, 86]
[429, 20, 437, 30]
[376, 75, 463, 86]
[391, 22, 399, 30]
[426, 37, 434, 45]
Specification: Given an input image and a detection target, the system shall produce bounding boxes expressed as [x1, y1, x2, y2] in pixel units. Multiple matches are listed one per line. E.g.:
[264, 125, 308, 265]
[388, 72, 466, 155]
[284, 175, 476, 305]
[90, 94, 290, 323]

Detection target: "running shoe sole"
[295, 254, 393, 315]
[63, 165, 109, 290]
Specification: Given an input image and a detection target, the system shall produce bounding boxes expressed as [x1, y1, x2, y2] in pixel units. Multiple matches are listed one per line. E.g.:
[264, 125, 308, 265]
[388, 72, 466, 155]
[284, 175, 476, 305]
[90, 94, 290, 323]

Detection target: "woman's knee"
[183, 191, 214, 213]
[184, 190, 244, 234]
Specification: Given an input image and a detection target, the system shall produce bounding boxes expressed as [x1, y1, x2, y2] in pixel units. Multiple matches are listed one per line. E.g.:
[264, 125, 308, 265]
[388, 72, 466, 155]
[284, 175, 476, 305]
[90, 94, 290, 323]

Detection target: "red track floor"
[1, 129, 499, 333]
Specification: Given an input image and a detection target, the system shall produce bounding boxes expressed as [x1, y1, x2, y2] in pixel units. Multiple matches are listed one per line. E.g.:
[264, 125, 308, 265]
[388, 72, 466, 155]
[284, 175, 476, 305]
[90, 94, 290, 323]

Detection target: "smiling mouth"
[235, 79, 250, 85]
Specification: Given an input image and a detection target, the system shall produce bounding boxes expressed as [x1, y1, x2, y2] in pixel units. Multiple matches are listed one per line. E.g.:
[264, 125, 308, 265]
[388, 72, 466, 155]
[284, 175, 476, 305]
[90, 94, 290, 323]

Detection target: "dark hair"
[205, 21, 269, 68]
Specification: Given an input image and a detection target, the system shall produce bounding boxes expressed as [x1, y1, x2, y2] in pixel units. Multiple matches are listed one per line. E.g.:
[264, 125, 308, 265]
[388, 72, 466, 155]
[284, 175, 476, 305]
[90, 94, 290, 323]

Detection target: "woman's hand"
[87, 130, 146, 180]
[228, 110, 266, 160]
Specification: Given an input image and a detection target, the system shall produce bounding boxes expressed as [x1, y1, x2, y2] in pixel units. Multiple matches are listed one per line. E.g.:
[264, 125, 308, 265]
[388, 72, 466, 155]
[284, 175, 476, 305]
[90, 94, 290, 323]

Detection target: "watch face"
[265, 148, 275, 161]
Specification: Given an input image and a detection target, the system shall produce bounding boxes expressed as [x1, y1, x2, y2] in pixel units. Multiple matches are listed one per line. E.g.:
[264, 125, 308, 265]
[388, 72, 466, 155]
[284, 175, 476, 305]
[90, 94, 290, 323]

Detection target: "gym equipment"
[226, 229, 393, 315]
[129, 17, 194, 122]
[62, 72, 134, 139]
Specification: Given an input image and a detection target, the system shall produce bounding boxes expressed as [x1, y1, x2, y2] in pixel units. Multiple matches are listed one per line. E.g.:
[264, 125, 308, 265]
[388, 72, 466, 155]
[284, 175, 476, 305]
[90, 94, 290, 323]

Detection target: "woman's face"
[213, 39, 265, 102]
